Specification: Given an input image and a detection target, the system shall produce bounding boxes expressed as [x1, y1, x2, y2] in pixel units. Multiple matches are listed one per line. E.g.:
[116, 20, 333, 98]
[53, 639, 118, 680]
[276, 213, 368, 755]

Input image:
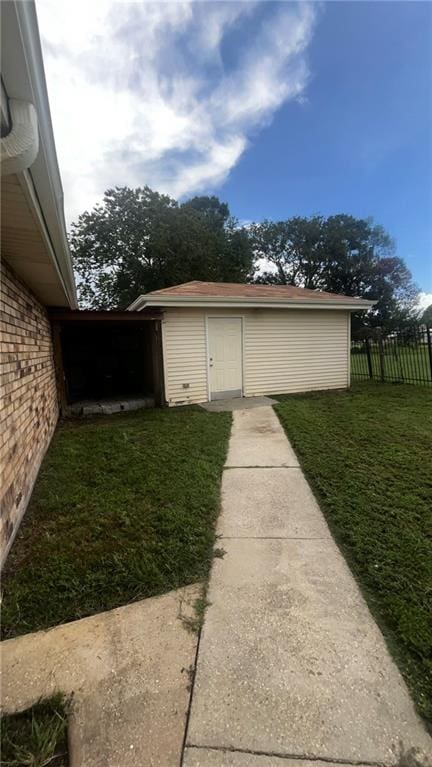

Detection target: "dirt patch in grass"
[1, 694, 69, 767]
[274, 382, 432, 727]
[2, 407, 231, 638]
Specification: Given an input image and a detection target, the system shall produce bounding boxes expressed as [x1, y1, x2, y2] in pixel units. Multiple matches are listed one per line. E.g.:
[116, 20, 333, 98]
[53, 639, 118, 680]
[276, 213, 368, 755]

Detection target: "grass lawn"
[274, 382, 432, 727]
[351, 345, 432, 385]
[2, 407, 231, 639]
[1, 695, 69, 767]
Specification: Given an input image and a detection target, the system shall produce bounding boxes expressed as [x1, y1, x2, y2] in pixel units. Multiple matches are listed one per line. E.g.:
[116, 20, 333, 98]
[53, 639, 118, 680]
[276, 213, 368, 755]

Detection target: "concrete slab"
[1, 586, 199, 767]
[200, 397, 277, 413]
[187, 538, 432, 763]
[225, 408, 299, 468]
[183, 749, 374, 767]
[69, 397, 155, 416]
[219, 468, 330, 539]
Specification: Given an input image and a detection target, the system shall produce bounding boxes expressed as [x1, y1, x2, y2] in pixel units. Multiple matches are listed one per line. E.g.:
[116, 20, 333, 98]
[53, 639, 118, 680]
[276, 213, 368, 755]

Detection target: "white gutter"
[128, 295, 147, 310]
[129, 295, 376, 312]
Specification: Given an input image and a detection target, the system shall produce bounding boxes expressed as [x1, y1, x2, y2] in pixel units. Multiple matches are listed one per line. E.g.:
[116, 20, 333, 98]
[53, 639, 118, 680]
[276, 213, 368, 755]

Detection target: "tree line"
[71, 186, 427, 331]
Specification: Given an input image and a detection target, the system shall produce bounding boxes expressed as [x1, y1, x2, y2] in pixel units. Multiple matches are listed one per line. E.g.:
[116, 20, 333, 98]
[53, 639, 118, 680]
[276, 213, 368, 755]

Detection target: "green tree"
[251, 216, 326, 288]
[71, 187, 253, 309]
[181, 195, 230, 229]
[252, 214, 418, 330]
[422, 304, 432, 325]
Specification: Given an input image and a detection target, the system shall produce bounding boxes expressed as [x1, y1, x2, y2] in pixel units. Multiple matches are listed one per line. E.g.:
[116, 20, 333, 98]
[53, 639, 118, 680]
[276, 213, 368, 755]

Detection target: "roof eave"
[1, 0, 77, 309]
[129, 295, 376, 311]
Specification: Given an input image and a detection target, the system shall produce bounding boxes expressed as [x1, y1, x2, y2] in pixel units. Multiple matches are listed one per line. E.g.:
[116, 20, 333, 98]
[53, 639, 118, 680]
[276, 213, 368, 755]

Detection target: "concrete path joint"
[185, 742, 390, 767]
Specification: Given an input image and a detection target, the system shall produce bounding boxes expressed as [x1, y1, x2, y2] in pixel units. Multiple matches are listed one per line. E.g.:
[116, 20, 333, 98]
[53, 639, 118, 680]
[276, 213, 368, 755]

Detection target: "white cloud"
[256, 257, 277, 276]
[36, 0, 317, 224]
[417, 292, 432, 311]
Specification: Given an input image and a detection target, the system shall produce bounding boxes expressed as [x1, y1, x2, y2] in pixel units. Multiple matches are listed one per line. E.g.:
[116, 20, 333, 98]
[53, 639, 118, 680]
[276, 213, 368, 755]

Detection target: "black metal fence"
[351, 324, 432, 386]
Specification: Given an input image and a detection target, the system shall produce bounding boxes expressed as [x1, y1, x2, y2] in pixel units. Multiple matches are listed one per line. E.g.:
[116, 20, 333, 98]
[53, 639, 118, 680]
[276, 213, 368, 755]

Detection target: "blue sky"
[37, 1, 431, 300]
[222, 2, 432, 295]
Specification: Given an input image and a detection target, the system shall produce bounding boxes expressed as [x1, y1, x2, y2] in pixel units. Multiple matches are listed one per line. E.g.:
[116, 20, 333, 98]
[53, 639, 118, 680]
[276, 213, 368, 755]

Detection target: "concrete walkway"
[183, 406, 431, 766]
[1, 586, 200, 766]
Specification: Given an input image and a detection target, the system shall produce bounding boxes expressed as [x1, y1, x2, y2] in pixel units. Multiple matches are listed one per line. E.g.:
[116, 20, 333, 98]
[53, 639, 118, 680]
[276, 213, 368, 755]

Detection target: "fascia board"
[136, 296, 376, 311]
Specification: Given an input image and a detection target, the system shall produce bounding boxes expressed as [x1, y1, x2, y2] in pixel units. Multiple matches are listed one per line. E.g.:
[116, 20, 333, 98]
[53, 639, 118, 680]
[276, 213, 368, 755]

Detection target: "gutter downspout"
[0, 96, 39, 176]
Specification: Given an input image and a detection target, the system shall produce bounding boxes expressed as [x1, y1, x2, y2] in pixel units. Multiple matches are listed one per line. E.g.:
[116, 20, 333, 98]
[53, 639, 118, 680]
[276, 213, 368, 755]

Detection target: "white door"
[208, 317, 243, 400]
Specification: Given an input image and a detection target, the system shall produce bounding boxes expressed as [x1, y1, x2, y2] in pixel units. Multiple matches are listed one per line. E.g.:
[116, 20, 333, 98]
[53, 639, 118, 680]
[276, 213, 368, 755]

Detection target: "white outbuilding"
[129, 281, 374, 406]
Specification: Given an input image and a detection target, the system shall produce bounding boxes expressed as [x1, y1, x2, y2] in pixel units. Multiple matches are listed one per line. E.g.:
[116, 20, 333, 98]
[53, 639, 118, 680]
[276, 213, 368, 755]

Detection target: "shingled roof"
[128, 280, 375, 311]
[147, 281, 368, 303]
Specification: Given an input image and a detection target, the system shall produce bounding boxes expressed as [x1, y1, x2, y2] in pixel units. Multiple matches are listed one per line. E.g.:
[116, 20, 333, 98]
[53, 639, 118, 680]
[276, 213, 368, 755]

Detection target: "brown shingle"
[147, 281, 368, 303]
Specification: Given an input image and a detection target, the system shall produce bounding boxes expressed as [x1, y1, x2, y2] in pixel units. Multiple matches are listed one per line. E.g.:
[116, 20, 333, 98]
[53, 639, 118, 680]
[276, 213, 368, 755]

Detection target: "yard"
[1, 407, 231, 639]
[274, 382, 432, 726]
[3, 383, 431, 732]
[351, 343, 432, 385]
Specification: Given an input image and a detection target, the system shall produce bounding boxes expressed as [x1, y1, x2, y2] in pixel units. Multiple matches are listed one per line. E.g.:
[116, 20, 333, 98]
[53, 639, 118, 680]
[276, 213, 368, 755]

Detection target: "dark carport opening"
[49, 311, 165, 414]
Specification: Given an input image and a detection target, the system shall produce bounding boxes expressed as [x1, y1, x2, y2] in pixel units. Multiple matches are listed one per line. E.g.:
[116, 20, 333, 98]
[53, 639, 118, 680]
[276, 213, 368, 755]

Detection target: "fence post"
[365, 337, 373, 379]
[427, 325, 432, 382]
[378, 335, 385, 382]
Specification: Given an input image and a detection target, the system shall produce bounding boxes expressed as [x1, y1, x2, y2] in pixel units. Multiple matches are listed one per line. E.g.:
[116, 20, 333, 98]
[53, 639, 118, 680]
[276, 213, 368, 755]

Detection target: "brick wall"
[1, 260, 59, 564]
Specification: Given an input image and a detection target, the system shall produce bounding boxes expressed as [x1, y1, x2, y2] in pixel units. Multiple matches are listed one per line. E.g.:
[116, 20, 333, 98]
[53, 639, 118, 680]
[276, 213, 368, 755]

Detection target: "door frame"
[205, 315, 245, 402]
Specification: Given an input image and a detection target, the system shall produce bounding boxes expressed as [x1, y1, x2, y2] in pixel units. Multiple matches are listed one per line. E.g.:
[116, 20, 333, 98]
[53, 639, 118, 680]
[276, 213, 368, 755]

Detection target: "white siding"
[162, 308, 350, 405]
[162, 310, 208, 405]
[243, 309, 349, 396]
